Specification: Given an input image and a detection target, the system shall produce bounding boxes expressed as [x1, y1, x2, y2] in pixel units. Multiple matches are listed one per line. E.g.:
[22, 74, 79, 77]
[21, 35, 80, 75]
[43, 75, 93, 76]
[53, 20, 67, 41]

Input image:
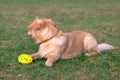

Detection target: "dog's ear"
[46, 19, 56, 27]
[33, 19, 57, 35]
[34, 19, 46, 31]
[43, 19, 56, 27]
[44, 19, 58, 35]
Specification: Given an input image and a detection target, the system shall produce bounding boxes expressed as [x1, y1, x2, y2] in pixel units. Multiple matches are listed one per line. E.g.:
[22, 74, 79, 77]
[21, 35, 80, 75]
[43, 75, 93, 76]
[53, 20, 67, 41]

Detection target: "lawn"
[0, 0, 120, 80]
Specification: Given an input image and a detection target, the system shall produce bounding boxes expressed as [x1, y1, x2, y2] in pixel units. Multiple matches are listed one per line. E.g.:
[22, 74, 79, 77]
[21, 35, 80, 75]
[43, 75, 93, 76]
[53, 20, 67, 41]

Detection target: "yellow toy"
[18, 54, 33, 64]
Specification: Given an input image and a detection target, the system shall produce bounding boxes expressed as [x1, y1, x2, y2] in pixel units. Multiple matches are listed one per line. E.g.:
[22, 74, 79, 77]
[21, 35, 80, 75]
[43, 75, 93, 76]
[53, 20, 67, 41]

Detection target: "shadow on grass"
[18, 50, 116, 68]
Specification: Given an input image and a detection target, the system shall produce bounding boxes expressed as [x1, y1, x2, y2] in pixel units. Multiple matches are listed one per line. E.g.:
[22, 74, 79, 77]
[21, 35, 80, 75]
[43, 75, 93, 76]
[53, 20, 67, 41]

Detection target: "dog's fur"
[28, 18, 113, 67]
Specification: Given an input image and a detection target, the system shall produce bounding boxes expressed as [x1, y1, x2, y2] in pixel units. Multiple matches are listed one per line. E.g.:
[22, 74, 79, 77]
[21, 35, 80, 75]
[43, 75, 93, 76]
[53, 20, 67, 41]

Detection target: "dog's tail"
[97, 43, 114, 52]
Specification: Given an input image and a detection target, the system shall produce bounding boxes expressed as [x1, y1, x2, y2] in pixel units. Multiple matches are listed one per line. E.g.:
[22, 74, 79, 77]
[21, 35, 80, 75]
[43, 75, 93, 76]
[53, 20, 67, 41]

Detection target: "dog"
[28, 18, 113, 67]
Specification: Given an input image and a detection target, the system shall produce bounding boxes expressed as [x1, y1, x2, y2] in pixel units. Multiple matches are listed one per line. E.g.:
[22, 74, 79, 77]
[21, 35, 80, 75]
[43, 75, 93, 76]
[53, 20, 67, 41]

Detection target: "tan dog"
[28, 18, 113, 67]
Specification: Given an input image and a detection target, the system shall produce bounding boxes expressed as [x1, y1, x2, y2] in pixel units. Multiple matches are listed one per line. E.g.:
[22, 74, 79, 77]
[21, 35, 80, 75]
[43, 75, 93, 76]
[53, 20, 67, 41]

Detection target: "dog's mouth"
[29, 35, 41, 45]
[28, 34, 33, 39]
[28, 32, 34, 39]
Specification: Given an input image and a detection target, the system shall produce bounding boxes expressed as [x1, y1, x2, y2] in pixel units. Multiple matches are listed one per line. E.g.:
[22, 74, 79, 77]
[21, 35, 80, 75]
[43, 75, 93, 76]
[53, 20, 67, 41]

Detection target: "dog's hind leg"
[85, 51, 98, 56]
[84, 35, 98, 56]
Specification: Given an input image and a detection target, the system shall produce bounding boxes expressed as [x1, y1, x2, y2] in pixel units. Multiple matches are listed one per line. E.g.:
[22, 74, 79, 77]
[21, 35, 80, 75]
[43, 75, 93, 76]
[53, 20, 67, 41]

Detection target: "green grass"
[0, 0, 120, 80]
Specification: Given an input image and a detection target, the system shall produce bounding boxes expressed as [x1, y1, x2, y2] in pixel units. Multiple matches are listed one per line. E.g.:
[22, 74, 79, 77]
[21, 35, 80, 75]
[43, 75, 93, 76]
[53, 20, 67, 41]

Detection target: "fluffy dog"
[28, 18, 113, 67]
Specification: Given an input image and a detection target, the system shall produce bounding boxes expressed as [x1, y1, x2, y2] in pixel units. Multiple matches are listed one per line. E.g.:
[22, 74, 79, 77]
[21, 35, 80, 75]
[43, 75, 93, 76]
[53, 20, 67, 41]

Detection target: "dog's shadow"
[56, 54, 88, 65]
[31, 54, 88, 67]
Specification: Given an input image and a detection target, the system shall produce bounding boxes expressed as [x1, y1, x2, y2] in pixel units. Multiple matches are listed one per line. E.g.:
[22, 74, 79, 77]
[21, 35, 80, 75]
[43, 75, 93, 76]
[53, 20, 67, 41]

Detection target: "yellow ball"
[18, 54, 33, 64]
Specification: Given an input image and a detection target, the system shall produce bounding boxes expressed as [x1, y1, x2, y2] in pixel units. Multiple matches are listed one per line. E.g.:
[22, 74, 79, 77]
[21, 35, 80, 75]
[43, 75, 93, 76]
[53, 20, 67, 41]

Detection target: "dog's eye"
[35, 27, 41, 31]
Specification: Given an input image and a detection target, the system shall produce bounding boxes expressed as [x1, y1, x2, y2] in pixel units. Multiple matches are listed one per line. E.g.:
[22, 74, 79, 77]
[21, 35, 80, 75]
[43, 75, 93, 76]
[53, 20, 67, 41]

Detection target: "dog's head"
[28, 19, 58, 44]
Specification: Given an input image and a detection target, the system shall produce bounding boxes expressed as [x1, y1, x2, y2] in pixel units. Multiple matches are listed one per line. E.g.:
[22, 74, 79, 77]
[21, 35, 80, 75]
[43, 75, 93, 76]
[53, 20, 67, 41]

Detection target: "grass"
[0, 0, 120, 80]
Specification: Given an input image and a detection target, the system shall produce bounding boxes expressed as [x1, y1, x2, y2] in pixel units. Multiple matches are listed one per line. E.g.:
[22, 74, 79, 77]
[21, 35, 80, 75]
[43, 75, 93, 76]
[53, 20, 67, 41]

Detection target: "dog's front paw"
[45, 61, 53, 67]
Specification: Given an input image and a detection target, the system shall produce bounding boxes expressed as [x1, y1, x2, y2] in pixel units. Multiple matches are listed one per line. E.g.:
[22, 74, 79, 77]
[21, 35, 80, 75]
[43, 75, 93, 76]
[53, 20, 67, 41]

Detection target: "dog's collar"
[37, 30, 59, 45]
